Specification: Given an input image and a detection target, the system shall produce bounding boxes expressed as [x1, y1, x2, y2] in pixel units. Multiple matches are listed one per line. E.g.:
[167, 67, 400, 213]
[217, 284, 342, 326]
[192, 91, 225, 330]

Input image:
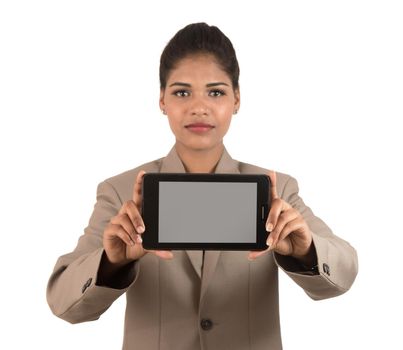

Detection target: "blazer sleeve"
[274, 175, 358, 300]
[46, 180, 139, 324]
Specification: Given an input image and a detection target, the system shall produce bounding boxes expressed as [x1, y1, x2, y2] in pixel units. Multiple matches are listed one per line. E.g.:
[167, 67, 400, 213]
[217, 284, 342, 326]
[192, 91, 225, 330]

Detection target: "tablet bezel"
[141, 173, 271, 251]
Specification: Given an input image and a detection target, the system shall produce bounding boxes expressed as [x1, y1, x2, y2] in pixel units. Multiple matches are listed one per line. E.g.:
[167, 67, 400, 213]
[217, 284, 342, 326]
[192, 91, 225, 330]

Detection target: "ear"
[159, 89, 166, 112]
[234, 87, 241, 113]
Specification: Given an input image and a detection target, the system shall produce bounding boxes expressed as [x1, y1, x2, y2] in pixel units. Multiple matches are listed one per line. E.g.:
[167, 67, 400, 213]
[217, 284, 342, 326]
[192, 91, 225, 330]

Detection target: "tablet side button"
[261, 204, 267, 220]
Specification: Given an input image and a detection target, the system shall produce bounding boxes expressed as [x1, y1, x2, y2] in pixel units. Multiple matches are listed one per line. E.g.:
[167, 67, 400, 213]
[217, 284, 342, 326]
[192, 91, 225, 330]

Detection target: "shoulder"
[238, 160, 299, 199]
[98, 157, 164, 203]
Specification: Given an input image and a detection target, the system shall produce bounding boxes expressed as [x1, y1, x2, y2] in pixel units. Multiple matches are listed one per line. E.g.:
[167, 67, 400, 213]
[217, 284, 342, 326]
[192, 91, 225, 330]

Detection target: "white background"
[1, 0, 402, 349]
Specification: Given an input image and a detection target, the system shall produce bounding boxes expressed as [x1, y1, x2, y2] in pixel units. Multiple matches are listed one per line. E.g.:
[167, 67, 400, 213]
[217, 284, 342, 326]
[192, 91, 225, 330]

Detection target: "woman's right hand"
[103, 170, 173, 269]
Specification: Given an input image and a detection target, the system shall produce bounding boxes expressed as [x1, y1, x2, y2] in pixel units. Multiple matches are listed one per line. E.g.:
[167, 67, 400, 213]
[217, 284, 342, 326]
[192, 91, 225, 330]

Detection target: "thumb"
[267, 170, 279, 200]
[133, 170, 146, 209]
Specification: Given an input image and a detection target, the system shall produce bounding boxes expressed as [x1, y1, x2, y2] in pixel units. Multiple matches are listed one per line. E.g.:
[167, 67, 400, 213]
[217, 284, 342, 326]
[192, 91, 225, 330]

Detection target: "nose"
[190, 96, 209, 116]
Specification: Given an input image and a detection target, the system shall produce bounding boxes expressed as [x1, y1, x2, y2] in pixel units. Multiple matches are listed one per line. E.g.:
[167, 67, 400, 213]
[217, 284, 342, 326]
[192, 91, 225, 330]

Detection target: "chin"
[188, 142, 222, 152]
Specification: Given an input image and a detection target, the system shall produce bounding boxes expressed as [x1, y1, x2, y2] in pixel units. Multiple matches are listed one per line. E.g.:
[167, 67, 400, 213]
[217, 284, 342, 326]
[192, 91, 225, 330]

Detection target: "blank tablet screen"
[158, 181, 257, 243]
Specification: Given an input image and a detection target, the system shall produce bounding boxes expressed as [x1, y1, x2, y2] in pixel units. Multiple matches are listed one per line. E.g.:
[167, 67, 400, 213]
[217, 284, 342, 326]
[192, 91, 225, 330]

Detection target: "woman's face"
[160, 54, 240, 153]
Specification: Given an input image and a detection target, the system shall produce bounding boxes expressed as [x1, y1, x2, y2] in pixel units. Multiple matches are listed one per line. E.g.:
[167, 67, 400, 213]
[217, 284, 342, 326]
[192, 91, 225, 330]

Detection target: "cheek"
[166, 114, 183, 133]
[216, 106, 234, 128]
[216, 117, 233, 138]
[165, 101, 184, 117]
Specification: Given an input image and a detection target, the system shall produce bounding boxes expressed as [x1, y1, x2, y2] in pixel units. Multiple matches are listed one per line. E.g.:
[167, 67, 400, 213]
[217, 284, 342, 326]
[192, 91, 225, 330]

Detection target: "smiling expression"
[159, 54, 240, 152]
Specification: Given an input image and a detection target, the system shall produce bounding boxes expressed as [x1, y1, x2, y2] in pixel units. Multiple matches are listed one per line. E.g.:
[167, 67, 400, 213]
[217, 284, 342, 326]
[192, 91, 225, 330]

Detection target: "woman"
[47, 23, 358, 350]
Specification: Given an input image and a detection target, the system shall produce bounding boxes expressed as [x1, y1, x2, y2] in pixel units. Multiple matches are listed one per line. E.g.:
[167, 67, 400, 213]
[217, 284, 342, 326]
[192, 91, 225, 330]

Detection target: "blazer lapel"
[213, 147, 241, 175]
[159, 146, 187, 173]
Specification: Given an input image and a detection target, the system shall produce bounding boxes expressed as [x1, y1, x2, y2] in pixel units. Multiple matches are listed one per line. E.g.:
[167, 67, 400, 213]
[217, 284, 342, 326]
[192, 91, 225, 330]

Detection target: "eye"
[173, 90, 190, 97]
[209, 89, 226, 97]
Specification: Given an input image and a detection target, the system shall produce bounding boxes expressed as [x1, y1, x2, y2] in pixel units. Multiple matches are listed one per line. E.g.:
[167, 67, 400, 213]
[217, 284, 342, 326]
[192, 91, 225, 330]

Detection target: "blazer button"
[323, 263, 330, 276]
[200, 318, 213, 331]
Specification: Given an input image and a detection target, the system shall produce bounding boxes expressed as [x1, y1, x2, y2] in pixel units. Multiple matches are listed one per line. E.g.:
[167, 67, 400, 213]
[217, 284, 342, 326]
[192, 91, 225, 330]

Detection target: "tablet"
[141, 173, 270, 251]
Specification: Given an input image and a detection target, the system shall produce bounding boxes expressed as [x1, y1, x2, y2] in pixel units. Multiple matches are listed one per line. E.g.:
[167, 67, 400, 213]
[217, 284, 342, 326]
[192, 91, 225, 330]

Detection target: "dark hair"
[159, 23, 240, 90]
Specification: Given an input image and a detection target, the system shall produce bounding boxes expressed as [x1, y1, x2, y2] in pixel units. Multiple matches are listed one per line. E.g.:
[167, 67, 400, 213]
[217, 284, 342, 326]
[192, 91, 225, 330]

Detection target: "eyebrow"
[168, 82, 230, 88]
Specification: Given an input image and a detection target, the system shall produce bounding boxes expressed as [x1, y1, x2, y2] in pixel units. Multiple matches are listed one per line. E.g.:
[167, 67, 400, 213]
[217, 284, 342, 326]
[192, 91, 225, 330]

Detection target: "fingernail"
[137, 226, 145, 234]
[266, 223, 273, 232]
[136, 235, 143, 243]
[266, 237, 273, 247]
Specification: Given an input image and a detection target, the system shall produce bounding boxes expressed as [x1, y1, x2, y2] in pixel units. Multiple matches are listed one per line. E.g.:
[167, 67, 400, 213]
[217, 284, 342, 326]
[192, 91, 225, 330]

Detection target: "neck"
[175, 142, 224, 173]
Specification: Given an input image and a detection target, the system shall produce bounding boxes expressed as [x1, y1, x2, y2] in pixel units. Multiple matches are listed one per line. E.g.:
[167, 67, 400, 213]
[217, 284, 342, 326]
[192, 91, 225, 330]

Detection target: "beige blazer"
[47, 146, 358, 350]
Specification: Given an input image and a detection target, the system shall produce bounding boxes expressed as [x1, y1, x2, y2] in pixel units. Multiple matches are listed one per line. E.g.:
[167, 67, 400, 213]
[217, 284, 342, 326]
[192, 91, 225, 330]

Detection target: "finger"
[267, 170, 279, 200]
[265, 197, 287, 233]
[248, 248, 269, 261]
[147, 249, 174, 259]
[105, 223, 135, 246]
[265, 198, 281, 232]
[155, 250, 174, 259]
[110, 214, 137, 243]
[119, 201, 145, 234]
[276, 219, 305, 243]
[133, 170, 146, 208]
[269, 238, 293, 256]
[267, 209, 299, 247]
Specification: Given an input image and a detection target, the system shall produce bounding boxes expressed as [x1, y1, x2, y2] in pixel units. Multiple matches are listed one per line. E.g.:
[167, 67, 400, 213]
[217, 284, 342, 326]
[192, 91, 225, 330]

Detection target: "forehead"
[167, 54, 232, 85]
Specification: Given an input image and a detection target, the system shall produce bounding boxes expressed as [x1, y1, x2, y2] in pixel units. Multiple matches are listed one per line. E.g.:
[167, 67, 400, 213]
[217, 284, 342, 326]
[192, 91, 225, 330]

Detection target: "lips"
[185, 123, 214, 133]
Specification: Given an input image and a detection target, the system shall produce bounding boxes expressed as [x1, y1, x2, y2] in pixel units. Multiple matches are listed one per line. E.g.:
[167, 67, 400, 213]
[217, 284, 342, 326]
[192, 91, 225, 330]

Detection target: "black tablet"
[141, 173, 270, 251]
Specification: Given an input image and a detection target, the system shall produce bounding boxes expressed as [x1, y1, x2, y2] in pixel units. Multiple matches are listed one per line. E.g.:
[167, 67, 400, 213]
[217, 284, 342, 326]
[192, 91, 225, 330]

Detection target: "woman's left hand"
[248, 171, 315, 264]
